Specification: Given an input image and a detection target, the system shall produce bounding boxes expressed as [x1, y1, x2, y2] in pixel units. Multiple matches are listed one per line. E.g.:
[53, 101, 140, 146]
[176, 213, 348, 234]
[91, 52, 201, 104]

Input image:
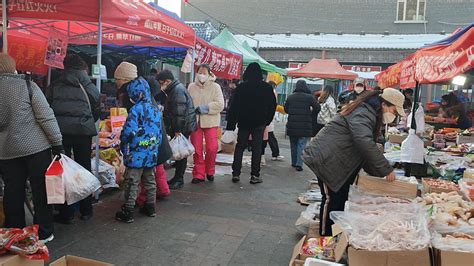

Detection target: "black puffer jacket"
[284, 81, 320, 137]
[226, 81, 276, 130]
[302, 102, 393, 192]
[163, 80, 197, 136]
[46, 70, 99, 136]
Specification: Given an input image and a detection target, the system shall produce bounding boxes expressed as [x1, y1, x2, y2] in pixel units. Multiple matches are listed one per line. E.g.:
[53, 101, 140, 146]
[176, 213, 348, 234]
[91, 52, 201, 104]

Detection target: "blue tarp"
[423, 23, 473, 48]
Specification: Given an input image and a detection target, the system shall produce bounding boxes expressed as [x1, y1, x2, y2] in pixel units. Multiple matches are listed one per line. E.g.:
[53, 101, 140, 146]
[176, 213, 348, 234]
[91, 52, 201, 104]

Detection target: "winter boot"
[139, 203, 156, 217]
[115, 206, 134, 223]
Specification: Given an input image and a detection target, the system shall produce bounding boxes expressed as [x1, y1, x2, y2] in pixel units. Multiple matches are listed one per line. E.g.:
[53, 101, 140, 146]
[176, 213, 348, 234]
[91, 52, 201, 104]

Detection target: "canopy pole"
[2, 0, 7, 54]
[410, 82, 420, 130]
[190, 48, 196, 82]
[47, 67, 51, 86]
[94, 0, 103, 188]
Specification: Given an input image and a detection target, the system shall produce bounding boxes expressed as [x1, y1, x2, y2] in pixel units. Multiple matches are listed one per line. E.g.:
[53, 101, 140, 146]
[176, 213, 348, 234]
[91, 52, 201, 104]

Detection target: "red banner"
[414, 27, 474, 84]
[8, 33, 48, 75]
[399, 55, 416, 89]
[375, 63, 401, 89]
[195, 38, 242, 80]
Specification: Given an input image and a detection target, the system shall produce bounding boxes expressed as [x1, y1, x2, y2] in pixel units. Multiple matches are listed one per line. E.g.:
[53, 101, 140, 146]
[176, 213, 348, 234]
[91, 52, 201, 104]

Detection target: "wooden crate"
[356, 175, 418, 199]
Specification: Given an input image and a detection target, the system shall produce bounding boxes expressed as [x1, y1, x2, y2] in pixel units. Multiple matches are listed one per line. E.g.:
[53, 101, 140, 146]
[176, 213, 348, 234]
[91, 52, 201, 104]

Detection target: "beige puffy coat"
[188, 75, 225, 128]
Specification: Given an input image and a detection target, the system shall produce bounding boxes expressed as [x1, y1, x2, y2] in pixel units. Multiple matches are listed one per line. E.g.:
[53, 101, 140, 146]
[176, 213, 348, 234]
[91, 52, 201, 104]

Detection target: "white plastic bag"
[295, 203, 320, 234]
[221, 130, 237, 144]
[169, 135, 195, 161]
[60, 155, 101, 205]
[401, 129, 425, 164]
[45, 156, 65, 204]
[407, 103, 425, 134]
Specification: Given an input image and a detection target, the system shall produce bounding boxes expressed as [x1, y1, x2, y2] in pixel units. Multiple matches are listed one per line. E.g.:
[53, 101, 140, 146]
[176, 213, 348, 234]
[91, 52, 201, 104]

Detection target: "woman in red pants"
[188, 64, 225, 184]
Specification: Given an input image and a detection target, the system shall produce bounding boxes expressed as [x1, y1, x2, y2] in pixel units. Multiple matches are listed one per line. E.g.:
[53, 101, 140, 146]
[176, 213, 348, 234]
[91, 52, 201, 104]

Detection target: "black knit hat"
[63, 54, 88, 70]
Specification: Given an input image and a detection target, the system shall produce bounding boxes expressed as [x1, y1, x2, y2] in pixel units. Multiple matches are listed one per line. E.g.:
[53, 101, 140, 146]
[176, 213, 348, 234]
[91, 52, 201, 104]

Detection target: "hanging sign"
[194, 38, 243, 80]
[44, 28, 68, 69]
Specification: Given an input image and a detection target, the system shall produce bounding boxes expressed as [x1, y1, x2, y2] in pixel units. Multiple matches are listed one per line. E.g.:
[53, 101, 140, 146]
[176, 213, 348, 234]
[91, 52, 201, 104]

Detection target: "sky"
[156, 0, 182, 17]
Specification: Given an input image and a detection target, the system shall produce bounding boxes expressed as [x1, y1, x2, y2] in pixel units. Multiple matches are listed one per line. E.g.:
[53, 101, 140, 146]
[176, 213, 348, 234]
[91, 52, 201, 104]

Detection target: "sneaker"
[139, 203, 156, 217]
[272, 156, 284, 161]
[206, 175, 215, 182]
[167, 176, 179, 186]
[250, 176, 263, 184]
[39, 234, 54, 245]
[115, 206, 134, 223]
[232, 176, 240, 183]
[191, 178, 205, 184]
[169, 180, 184, 190]
[261, 156, 266, 166]
[296, 166, 303, 172]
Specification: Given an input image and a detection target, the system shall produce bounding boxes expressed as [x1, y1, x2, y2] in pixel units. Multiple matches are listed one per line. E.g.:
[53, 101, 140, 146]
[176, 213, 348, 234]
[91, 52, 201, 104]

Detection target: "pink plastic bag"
[45, 156, 65, 204]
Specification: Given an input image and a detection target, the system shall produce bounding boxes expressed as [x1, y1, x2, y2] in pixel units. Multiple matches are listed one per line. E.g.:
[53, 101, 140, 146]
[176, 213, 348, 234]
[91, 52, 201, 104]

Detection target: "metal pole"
[256, 40, 260, 54]
[2, 0, 8, 54]
[190, 48, 196, 82]
[410, 82, 420, 130]
[47, 67, 51, 86]
[94, 0, 103, 186]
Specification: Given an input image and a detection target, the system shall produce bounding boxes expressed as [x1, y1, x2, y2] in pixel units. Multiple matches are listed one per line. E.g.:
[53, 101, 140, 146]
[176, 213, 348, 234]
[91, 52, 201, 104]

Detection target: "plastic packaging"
[91, 159, 119, 189]
[5, 225, 49, 260]
[60, 155, 101, 205]
[169, 135, 195, 161]
[407, 103, 425, 134]
[401, 129, 425, 164]
[295, 203, 320, 234]
[348, 185, 412, 205]
[431, 232, 474, 253]
[221, 129, 237, 144]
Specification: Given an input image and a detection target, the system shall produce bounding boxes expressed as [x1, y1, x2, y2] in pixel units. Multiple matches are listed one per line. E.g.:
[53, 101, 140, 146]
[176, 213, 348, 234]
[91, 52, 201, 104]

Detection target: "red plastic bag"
[5, 225, 49, 261]
[0, 228, 23, 254]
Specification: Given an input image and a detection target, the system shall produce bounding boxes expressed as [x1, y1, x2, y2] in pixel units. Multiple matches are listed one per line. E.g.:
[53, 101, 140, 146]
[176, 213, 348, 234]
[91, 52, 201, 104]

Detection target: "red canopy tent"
[287, 58, 358, 80]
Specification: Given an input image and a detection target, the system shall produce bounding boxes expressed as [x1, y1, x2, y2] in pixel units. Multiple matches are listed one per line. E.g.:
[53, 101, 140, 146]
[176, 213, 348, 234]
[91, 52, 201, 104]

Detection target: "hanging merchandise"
[407, 103, 425, 134]
[401, 129, 425, 164]
[44, 28, 69, 69]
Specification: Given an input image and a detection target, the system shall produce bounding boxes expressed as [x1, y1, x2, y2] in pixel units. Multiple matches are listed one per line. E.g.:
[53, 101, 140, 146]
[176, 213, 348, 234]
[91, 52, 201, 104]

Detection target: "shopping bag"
[221, 130, 237, 144]
[407, 103, 425, 134]
[169, 135, 195, 161]
[400, 129, 425, 164]
[60, 155, 101, 205]
[91, 159, 118, 189]
[45, 156, 65, 204]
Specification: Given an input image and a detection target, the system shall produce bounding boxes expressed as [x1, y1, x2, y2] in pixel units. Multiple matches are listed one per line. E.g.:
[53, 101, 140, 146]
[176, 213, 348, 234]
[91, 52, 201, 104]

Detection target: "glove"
[52, 145, 64, 157]
[198, 105, 209, 114]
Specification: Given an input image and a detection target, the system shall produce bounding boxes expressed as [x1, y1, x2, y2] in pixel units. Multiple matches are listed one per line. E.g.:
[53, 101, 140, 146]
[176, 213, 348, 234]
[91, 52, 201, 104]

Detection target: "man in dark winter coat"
[157, 70, 197, 190]
[284, 80, 320, 172]
[226, 63, 277, 184]
[46, 54, 99, 224]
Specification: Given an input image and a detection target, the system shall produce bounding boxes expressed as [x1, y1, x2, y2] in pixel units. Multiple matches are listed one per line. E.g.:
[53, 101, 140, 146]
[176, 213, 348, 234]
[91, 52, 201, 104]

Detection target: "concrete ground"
[48, 126, 312, 265]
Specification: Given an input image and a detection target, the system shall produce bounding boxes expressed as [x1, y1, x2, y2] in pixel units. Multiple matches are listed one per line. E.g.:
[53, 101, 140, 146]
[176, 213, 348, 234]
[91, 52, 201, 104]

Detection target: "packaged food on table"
[348, 185, 412, 205]
[5, 225, 49, 260]
[423, 178, 460, 193]
[419, 192, 474, 233]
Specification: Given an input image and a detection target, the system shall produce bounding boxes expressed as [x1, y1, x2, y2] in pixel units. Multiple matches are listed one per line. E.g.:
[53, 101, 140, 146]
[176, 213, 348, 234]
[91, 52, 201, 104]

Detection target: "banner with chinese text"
[194, 38, 242, 80]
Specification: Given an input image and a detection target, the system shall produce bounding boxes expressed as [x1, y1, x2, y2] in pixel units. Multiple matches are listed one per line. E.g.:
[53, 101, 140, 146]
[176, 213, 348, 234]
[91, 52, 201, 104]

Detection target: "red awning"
[287, 58, 358, 80]
[194, 38, 243, 80]
[2, 0, 196, 48]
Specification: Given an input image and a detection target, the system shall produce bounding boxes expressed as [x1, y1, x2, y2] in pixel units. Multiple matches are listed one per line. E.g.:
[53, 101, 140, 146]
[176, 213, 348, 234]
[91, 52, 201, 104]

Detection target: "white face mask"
[354, 86, 364, 94]
[383, 112, 396, 124]
[197, 74, 209, 83]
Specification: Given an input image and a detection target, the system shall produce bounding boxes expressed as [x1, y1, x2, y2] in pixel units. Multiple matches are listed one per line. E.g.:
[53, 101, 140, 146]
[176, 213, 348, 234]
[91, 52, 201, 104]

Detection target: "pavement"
[48, 126, 312, 265]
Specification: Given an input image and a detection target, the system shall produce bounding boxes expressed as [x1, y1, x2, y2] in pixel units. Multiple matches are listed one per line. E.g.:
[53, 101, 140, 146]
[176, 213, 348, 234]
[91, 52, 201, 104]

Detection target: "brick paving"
[47, 128, 311, 265]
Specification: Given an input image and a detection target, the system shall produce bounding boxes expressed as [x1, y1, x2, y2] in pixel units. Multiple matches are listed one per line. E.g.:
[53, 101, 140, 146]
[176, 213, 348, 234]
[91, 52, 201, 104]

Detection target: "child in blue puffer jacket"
[116, 77, 162, 223]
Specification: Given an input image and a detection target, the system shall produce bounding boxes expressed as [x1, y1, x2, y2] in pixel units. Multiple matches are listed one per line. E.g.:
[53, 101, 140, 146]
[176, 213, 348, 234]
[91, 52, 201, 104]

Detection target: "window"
[396, 0, 426, 22]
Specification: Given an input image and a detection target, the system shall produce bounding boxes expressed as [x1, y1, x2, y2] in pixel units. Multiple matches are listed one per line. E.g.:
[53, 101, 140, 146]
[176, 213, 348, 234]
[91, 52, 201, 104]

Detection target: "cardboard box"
[348, 247, 431, 266]
[356, 175, 418, 199]
[50, 256, 113, 266]
[0, 255, 43, 266]
[436, 249, 474, 266]
[220, 142, 236, 154]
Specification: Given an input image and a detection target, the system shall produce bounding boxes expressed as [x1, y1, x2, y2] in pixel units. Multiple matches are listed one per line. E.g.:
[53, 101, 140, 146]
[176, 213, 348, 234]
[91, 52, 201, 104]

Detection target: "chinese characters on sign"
[342, 65, 382, 72]
[44, 28, 68, 69]
[144, 19, 185, 39]
[9, 33, 48, 75]
[194, 38, 242, 80]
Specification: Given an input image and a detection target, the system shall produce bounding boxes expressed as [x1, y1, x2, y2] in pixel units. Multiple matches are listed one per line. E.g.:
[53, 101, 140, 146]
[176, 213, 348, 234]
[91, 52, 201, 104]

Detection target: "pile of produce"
[419, 192, 474, 229]
[423, 178, 460, 193]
